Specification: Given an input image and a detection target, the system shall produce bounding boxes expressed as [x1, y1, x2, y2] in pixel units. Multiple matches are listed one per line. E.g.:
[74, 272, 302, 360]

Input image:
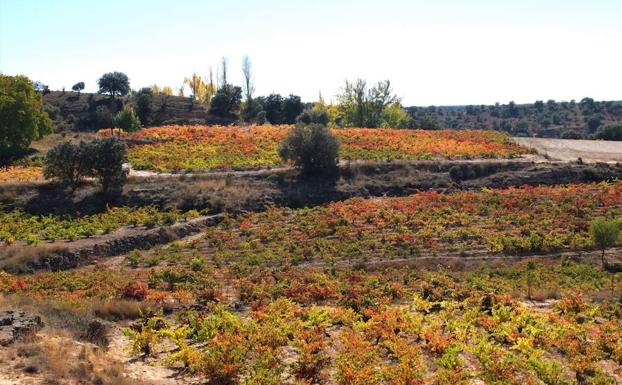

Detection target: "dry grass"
[91, 299, 144, 322]
[8, 338, 144, 385]
[0, 244, 69, 273]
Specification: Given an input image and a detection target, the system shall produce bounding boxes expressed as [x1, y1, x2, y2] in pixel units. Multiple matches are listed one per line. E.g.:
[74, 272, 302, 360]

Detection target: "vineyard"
[0, 206, 197, 245]
[0, 185, 620, 383]
[0, 166, 43, 183]
[185, 182, 621, 266]
[115, 125, 530, 171]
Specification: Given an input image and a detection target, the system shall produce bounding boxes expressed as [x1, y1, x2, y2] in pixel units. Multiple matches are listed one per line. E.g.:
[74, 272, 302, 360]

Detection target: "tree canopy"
[97, 72, 130, 99]
[0, 74, 52, 157]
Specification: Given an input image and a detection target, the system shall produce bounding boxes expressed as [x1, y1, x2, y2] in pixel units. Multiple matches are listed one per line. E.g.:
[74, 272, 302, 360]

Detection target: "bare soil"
[513, 137, 622, 163]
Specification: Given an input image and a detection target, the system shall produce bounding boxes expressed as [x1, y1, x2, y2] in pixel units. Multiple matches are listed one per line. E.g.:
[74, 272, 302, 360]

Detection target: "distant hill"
[406, 98, 622, 138]
[44, 91, 621, 139]
[43, 91, 232, 132]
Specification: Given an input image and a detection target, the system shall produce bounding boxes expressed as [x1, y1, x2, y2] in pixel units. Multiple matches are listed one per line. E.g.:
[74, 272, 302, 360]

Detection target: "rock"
[0, 310, 43, 346]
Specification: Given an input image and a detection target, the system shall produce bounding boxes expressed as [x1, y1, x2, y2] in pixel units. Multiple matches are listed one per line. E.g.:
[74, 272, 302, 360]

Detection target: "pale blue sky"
[1, 0, 621, 105]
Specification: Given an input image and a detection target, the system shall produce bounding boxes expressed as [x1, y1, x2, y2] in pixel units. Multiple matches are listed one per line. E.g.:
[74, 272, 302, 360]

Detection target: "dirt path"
[513, 137, 622, 163]
[126, 156, 550, 178]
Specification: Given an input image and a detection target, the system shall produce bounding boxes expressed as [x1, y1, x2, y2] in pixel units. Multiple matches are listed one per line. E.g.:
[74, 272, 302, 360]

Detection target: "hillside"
[43, 92, 622, 139]
[406, 98, 622, 138]
[42, 91, 232, 132]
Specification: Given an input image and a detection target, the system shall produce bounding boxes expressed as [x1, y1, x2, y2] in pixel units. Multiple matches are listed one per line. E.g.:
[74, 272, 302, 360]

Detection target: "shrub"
[82, 137, 128, 194]
[43, 138, 127, 193]
[279, 123, 339, 175]
[590, 218, 620, 268]
[560, 130, 583, 139]
[113, 107, 142, 132]
[43, 141, 88, 190]
[594, 122, 622, 141]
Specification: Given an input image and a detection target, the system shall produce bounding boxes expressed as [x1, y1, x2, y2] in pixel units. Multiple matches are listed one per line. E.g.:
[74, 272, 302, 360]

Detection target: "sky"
[1, 0, 621, 106]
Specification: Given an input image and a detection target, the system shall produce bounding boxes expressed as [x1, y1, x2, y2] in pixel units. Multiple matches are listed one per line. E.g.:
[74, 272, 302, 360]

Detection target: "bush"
[91, 105, 114, 130]
[43, 138, 127, 194]
[43, 141, 88, 190]
[594, 123, 622, 141]
[560, 130, 583, 139]
[83, 137, 128, 194]
[279, 123, 339, 175]
[590, 218, 620, 268]
[113, 107, 142, 132]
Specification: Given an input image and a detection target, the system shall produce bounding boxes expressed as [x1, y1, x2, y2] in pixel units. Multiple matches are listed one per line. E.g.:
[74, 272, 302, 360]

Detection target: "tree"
[71, 82, 85, 95]
[219, 57, 228, 87]
[380, 102, 412, 128]
[209, 84, 242, 118]
[282, 95, 304, 124]
[0, 75, 52, 156]
[279, 123, 339, 175]
[240, 98, 263, 123]
[43, 138, 128, 194]
[336, 79, 399, 128]
[133, 88, 154, 125]
[97, 72, 130, 99]
[34, 81, 50, 95]
[590, 219, 620, 269]
[241, 55, 255, 101]
[296, 109, 329, 126]
[113, 107, 142, 132]
[586, 115, 602, 133]
[594, 122, 622, 141]
[263, 94, 284, 124]
[83, 138, 128, 194]
[43, 141, 87, 191]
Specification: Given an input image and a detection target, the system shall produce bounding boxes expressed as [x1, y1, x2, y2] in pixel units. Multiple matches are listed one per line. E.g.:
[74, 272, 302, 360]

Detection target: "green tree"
[133, 87, 154, 125]
[262, 93, 284, 124]
[590, 218, 620, 268]
[279, 123, 339, 175]
[282, 95, 304, 124]
[83, 138, 128, 194]
[97, 72, 130, 99]
[240, 98, 263, 123]
[296, 109, 329, 126]
[380, 102, 412, 128]
[113, 107, 142, 132]
[336, 79, 399, 128]
[71, 82, 85, 95]
[0, 75, 52, 157]
[594, 122, 622, 141]
[209, 84, 242, 118]
[43, 141, 88, 191]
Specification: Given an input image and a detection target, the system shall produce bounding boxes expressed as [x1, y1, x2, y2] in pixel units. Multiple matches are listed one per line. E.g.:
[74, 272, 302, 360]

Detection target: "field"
[1, 182, 621, 384]
[0, 206, 192, 245]
[1, 127, 621, 385]
[122, 125, 530, 171]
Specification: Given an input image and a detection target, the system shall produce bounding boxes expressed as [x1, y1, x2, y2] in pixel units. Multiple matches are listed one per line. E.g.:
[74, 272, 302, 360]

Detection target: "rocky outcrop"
[0, 310, 43, 345]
